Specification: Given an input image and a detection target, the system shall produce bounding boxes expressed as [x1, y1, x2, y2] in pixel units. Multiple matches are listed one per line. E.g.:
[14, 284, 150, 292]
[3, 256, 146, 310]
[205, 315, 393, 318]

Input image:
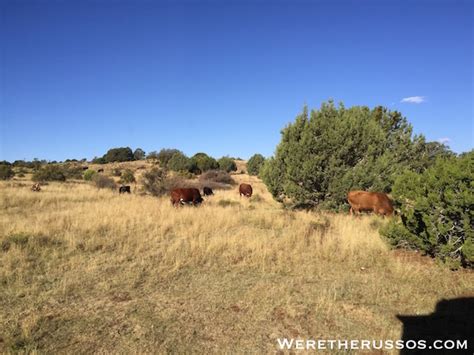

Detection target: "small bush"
[63, 165, 84, 179]
[0, 164, 15, 180]
[156, 148, 182, 166]
[32, 165, 66, 182]
[199, 170, 235, 185]
[247, 154, 265, 176]
[83, 169, 97, 181]
[112, 168, 122, 177]
[92, 175, 117, 190]
[168, 152, 194, 172]
[142, 168, 183, 197]
[218, 157, 237, 173]
[191, 153, 219, 174]
[120, 169, 136, 184]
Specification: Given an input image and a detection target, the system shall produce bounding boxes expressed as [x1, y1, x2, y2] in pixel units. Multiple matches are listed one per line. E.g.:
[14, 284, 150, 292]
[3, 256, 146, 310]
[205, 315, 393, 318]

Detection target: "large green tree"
[261, 101, 451, 209]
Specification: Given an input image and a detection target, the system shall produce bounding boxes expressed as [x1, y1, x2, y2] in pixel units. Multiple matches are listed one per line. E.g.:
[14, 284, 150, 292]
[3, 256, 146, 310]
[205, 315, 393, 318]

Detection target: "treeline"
[0, 147, 267, 182]
[261, 100, 472, 268]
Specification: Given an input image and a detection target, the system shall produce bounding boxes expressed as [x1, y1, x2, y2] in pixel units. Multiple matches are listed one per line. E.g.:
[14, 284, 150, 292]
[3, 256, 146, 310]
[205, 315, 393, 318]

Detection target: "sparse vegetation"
[83, 169, 97, 181]
[199, 169, 235, 185]
[32, 165, 66, 182]
[0, 164, 15, 180]
[119, 169, 136, 184]
[141, 167, 181, 196]
[112, 168, 122, 177]
[1, 179, 472, 353]
[92, 174, 116, 190]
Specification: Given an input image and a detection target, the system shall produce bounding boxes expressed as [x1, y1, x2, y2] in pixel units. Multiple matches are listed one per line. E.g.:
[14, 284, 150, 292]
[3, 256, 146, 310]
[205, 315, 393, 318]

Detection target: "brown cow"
[170, 188, 203, 207]
[347, 190, 394, 216]
[239, 183, 253, 197]
[31, 183, 41, 192]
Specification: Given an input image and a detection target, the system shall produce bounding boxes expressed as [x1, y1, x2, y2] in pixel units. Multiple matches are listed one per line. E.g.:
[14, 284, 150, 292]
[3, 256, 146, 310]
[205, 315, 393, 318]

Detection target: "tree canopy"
[261, 101, 452, 209]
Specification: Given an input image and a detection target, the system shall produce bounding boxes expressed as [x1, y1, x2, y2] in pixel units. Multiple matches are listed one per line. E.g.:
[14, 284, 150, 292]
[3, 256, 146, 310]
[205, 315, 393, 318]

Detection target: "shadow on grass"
[397, 297, 473, 354]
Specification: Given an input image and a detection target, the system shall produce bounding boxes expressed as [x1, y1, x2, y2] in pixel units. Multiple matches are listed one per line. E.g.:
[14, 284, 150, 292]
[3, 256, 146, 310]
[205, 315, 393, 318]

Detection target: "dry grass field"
[1, 170, 473, 353]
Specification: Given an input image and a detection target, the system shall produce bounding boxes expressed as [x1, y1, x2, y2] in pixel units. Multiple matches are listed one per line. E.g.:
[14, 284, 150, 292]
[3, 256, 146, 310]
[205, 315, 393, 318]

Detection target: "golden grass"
[0, 177, 473, 353]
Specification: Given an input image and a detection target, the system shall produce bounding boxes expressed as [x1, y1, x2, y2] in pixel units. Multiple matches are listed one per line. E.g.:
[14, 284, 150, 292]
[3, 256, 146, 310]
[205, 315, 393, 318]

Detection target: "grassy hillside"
[0, 170, 473, 353]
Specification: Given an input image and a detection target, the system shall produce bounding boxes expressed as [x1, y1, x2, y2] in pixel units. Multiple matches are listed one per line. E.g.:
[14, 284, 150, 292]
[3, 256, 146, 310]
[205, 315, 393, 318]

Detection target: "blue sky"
[1, 0, 472, 161]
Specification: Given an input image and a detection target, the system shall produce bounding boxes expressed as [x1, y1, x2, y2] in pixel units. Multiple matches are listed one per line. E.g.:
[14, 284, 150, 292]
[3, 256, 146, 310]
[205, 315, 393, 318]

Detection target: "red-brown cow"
[170, 188, 203, 207]
[347, 190, 394, 216]
[239, 183, 253, 198]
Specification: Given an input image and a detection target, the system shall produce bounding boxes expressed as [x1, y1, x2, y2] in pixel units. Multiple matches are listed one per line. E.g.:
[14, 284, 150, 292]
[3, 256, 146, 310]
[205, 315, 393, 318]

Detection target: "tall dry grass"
[0, 178, 472, 353]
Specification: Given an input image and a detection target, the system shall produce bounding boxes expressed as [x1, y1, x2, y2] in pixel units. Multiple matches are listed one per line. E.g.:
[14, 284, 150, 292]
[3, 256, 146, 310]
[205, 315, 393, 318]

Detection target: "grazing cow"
[119, 185, 131, 194]
[347, 190, 394, 217]
[239, 183, 253, 197]
[203, 186, 214, 196]
[170, 188, 203, 207]
[31, 183, 41, 192]
[97, 168, 104, 173]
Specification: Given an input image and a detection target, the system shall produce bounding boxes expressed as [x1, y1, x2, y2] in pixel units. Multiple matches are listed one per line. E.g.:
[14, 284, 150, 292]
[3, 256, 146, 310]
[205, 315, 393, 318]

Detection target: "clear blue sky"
[1, 0, 472, 162]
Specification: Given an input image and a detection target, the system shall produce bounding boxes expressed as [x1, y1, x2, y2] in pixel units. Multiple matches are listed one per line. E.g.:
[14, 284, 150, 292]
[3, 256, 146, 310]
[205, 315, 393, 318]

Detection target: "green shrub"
[261, 101, 452, 209]
[218, 157, 237, 173]
[155, 148, 182, 166]
[133, 148, 146, 160]
[247, 154, 265, 176]
[0, 164, 15, 180]
[83, 169, 97, 181]
[63, 165, 84, 179]
[120, 169, 136, 184]
[104, 147, 134, 163]
[91, 156, 106, 164]
[191, 153, 219, 174]
[92, 175, 116, 190]
[382, 151, 474, 268]
[168, 152, 194, 172]
[32, 165, 66, 182]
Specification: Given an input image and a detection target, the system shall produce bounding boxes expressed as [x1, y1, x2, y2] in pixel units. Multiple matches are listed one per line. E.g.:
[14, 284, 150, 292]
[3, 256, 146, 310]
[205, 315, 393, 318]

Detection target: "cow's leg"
[349, 207, 353, 216]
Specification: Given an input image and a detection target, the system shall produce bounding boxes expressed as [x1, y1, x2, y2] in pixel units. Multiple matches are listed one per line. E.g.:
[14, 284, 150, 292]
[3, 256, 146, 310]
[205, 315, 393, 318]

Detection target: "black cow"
[119, 185, 131, 194]
[203, 186, 214, 196]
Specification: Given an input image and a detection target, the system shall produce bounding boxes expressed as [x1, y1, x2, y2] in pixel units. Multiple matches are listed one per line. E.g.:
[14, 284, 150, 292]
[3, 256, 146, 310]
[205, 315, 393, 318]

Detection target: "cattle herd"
[30, 180, 394, 216]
